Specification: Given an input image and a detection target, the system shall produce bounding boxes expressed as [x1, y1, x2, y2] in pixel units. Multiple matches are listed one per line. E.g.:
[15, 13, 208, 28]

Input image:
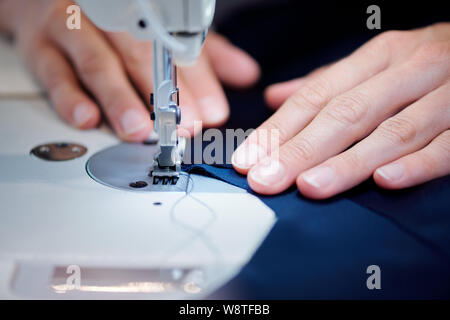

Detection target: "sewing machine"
[0, 0, 275, 299]
[78, 0, 215, 184]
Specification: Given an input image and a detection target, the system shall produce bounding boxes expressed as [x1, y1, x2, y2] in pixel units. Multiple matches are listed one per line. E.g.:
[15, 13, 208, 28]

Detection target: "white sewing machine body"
[0, 39, 275, 299]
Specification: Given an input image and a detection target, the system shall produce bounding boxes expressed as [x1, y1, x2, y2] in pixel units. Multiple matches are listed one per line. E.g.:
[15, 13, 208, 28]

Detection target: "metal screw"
[138, 19, 147, 29]
[129, 181, 148, 188]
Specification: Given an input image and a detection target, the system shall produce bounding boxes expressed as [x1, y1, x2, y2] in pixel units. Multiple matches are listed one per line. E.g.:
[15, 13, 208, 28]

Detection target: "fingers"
[247, 46, 450, 195]
[264, 78, 306, 110]
[232, 34, 393, 173]
[48, 12, 152, 141]
[205, 33, 260, 88]
[297, 83, 450, 199]
[106, 31, 154, 100]
[179, 50, 229, 127]
[263, 30, 419, 111]
[107, 32, 207, 136]
[264, 65, 329, 109]
[28, 42, 100, 129]
[107, 31, 232, 131]
[176, 77, 203, 136]
[374, 130, 450, 189]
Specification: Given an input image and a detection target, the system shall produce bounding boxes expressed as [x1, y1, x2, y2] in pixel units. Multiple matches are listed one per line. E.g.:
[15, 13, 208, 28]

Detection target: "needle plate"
[86, 143, 189, 192]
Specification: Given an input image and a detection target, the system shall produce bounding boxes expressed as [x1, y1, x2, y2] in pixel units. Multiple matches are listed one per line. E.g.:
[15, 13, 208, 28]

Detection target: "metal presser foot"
[150, 135, 186, 186]
[86, 43, 188, 192]
[149, 41, 185, 186]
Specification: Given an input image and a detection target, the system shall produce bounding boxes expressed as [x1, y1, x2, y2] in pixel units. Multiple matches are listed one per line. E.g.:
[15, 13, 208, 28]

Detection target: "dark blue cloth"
[182, 0, 450, 298]
[182, 164, 450, 299]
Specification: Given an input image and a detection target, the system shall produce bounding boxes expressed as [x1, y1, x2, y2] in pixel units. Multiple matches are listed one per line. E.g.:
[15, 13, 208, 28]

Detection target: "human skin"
[1, 1, 448, 199]
[232, 23, 450, 198]
[0, 0, 260, 140]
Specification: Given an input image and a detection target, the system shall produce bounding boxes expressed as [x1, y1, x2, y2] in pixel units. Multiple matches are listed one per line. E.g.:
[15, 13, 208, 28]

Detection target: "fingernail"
[302, 166, 334, 189]
[249, 158, 285, 186]
[232, 143, 266, 169]
[376, 163, 404, 181]
[120, 109, 147, 135]
[73, 104, 94, 127]
[198, 96, 228, 124]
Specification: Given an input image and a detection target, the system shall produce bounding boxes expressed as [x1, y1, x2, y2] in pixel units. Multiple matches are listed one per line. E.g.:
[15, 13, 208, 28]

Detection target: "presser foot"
[149, 136, 185, 185]
[150, 161, 181, 186]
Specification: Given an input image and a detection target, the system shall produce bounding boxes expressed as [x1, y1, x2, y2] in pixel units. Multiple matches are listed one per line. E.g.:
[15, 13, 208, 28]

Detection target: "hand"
[232, 23, 450, 199]
[1, 0, 260, 141]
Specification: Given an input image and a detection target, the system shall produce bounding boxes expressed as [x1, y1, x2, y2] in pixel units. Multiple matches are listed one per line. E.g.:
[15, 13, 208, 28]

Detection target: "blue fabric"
[183, 164, 450, 299]
[183, 0, 450, 299]
[346, 178, 450, 258]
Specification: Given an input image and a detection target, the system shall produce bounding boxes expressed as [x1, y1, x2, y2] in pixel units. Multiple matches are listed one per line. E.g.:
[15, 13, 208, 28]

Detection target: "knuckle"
[378, 116, 417, 145]
[282, 137, 316, 163]
[368, 30, 417, 63]
[409, 41, 450, 67]
[78, 50, 117, 78]
[365, 29, 422, 64]
[377, 30, 407, 44]
[289, 77, 331, 113]
[374, 30, 408, 52]
[324, 91, 369, 126]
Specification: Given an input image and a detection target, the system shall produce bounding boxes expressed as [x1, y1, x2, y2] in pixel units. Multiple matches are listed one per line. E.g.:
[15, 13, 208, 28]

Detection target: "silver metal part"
[86, 143, 189, 192]
[76, 0, 216, 66]
[31, 142, 87, 161]
[74, 0, 216, 179]
[151, 41, 183, 177]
